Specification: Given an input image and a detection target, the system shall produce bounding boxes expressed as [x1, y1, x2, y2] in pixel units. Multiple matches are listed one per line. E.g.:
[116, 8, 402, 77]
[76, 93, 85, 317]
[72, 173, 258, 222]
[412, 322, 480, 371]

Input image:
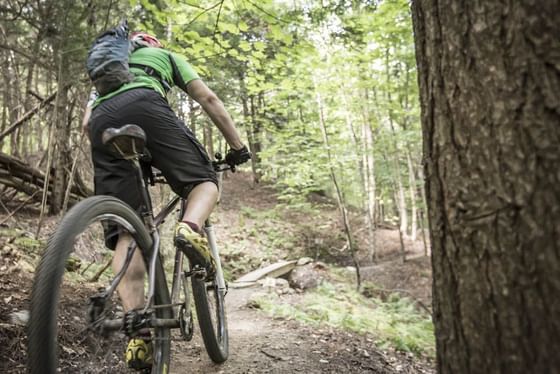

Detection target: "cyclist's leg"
[112, 233, 146, 311]
[89, 89, 157, 370]
[129, 91, 219, 269]
[182, 181, 219, 229]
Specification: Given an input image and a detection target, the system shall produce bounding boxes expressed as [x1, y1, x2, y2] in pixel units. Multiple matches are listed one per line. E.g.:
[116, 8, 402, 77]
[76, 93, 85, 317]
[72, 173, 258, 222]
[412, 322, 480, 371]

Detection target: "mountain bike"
[28, 124, 230, 373]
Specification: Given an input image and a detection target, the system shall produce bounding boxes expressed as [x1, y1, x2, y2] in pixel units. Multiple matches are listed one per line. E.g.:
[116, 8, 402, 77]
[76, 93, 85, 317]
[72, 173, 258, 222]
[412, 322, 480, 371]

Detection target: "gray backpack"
[86, 21, 133, 96]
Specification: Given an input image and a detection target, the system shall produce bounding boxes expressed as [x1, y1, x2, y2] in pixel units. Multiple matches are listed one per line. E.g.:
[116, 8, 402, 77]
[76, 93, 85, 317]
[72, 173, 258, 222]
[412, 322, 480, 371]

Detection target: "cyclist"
[83, 31, 250, 371]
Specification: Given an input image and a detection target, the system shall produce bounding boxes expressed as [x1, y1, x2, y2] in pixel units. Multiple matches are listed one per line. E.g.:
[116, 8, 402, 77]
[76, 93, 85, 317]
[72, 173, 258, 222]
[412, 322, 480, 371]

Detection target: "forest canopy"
[0, 0, 424, 261]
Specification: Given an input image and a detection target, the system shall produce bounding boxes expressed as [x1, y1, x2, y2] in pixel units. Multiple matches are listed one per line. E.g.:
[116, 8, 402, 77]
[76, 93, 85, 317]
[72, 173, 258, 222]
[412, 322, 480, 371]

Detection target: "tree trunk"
[406, 151, 418, 240]
[383, 147, 407, 263]
[50, 65, 70, 214]
[315, 81, 361, 290]
[417, 164, 430, 256]
[412, 1, 560, 373]
[188, 96, 197, 136]
[386, 49, 408, 236]
[362, 89, 378, 262]
[341, 89, 377, 262]
[248, 94, 262, 184]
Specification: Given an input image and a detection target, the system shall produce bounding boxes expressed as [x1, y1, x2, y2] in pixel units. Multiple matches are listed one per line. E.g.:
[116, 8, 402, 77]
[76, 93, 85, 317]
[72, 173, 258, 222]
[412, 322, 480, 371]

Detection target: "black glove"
[225, 145, 251, 166]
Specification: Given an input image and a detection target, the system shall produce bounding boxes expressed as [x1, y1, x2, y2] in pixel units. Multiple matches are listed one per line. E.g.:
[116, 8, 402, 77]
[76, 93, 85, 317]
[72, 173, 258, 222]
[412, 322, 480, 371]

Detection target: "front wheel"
[192, 275, 228, 363]
[27, 196, 171, 374]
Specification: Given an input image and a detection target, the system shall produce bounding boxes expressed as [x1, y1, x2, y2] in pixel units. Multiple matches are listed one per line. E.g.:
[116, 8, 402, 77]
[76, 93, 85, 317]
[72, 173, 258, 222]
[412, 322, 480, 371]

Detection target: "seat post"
[132, 158, 156, 232]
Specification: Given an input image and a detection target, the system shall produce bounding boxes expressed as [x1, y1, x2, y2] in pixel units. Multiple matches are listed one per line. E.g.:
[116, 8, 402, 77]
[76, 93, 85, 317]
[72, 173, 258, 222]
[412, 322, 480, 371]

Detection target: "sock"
[135, 329, 151, 342]
[181, 220, 201, 234]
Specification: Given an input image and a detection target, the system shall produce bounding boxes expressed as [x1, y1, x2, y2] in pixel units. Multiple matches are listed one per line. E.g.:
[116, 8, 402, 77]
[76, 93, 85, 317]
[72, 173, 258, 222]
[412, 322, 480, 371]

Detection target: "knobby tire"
[27, 196, 172, 374]
[191, 275, 229, 363]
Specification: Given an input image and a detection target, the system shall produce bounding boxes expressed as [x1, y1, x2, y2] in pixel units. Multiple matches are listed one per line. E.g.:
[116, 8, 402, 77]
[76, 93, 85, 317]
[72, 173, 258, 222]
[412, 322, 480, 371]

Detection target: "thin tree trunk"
[362, 89, 378, 262]
[188, 96, 197, 136]
[341, 89, 376, 262]
[406, 151, 418, 240]
[247, 95, 260, 184]
[385, 48, 408, 236]
[315, 81, 361, 290]
[383, 148, 407, 263]
[418, 208, 429, 257]
[417, 165, 430, 256]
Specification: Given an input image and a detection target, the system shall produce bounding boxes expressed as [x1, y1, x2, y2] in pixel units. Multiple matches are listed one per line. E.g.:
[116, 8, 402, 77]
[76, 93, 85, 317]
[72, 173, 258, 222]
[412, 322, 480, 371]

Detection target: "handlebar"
[150, 153, 234, 185]
[212, 159, 235, 173]
[211, 152, 236, 173]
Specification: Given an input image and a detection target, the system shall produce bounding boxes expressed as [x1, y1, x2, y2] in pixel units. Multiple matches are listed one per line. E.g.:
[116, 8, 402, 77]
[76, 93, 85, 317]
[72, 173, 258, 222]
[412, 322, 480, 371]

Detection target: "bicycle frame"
[97, 151, 228, 333]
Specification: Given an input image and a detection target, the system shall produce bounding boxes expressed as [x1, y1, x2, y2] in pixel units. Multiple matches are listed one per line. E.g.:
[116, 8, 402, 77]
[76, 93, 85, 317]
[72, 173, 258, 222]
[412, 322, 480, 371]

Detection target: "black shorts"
[89, 88, 218, 249]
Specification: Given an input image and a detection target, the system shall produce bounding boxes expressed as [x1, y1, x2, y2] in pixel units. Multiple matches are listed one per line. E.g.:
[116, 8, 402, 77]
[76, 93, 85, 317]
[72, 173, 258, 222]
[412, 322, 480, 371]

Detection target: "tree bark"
[412, 1, 560, 373]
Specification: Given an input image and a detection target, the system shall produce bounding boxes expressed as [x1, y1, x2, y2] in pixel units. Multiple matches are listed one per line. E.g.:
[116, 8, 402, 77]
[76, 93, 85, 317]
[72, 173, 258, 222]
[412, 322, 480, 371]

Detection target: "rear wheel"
[27, 196, 172, 374]
[192, 274, 228, 363]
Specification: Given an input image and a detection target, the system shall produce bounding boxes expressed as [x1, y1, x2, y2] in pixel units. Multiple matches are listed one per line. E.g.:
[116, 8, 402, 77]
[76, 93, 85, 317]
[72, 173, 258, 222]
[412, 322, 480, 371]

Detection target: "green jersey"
[92, 47, 199, 107]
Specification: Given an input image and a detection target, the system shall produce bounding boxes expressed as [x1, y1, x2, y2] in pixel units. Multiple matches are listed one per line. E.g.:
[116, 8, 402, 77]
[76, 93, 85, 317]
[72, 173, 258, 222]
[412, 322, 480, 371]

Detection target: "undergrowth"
[252, 280, 435, 357]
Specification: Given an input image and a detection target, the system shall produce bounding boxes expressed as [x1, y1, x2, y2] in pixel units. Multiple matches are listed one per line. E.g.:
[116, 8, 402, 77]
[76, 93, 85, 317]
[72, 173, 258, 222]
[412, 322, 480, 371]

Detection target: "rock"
[289, 263, 324, 290]
[319, 359, 329, 364]
[296, 257, 313, 266]
[259, 277, 293, 294]
[274, 278, 291, 295]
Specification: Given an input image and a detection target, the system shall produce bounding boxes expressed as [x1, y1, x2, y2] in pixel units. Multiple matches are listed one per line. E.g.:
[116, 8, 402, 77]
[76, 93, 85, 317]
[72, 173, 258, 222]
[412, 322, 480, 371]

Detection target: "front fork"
[205, 221, 227, 294]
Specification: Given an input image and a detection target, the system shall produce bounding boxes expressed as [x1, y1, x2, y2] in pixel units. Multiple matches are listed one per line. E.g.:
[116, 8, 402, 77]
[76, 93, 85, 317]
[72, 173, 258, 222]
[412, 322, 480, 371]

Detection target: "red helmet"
[130, 32, 163, 48]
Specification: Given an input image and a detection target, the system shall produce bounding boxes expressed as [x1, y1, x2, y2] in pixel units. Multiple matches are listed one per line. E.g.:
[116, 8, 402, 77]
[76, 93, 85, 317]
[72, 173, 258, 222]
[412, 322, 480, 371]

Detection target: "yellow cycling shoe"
[174, 222, 216, 276]
[125, 338, 153, 371]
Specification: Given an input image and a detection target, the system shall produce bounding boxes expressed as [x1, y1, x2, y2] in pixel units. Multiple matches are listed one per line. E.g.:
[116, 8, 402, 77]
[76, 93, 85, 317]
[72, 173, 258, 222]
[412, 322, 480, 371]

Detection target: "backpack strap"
[129, 63, 172, 92]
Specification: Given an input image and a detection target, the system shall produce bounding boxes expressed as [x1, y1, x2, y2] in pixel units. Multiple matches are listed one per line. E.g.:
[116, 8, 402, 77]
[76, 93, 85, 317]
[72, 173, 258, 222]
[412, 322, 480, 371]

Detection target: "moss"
[14, 236, 44, 252]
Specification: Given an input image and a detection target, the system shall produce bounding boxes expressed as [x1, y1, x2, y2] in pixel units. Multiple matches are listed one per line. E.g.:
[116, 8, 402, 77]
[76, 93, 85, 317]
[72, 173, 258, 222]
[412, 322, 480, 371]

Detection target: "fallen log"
[0, 152, 90, 203]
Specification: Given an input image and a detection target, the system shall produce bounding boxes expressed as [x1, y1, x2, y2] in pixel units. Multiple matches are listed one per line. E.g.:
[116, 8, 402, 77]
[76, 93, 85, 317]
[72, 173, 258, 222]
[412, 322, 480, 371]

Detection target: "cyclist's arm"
[186, 79, 244, 150]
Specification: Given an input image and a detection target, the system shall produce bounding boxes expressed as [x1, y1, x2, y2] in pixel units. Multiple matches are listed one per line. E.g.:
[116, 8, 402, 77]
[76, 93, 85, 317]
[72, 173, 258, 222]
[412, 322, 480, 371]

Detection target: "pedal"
[124, 310, 150, 337]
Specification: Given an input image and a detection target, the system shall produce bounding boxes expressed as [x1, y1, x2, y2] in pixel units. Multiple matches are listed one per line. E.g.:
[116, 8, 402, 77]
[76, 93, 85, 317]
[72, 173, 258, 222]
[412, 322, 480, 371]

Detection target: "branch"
[212, 0, 225, 41]
[184, 1, 223, 28]
[0, 91, 57, 142]
[0, 43, 51, 69]
[243, 0, 291, 25]
[0, 191, 39, 226]
[89, 259, 111, 282]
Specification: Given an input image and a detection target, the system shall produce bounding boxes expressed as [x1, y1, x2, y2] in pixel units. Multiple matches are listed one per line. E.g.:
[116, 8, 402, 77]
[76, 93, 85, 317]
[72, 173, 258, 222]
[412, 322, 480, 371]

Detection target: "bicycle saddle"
[102, 124, 147, 158]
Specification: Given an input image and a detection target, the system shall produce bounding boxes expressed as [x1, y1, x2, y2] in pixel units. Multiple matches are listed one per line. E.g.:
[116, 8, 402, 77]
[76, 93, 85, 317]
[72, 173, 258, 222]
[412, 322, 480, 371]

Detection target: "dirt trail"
[171, 287, 432, 374]
[0, 171, 435, 373]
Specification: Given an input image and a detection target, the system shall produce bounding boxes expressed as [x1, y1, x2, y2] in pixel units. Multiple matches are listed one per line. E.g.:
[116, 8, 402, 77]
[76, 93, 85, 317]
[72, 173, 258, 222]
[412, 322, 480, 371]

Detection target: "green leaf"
[239, 40, 252, 52]
[238, 21, 249, 32]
